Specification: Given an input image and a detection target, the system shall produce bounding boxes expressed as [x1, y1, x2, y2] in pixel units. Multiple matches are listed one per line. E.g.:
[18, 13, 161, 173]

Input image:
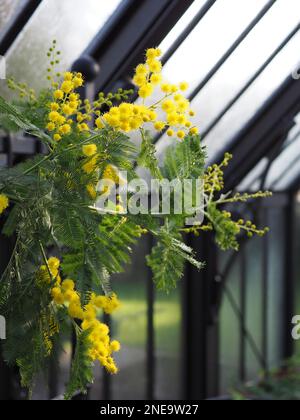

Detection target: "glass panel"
[159, 0, 207, 55]
[203, 28, 300, 161]
[0, 0, 123, 98]
[219, 252, 241, 394]
[237, 158, 268, 192]
[110, 237, 148, 400]
[237, 113, 300, 192]
[155, 287, 182, 400]
[161, 0, 269, 96]
[266, 208, 285, 367]
[267, 135, 300, 190]
[191, 0, 300, 137]
[0, 0, 25, 42]
[245, 238, 263, 381]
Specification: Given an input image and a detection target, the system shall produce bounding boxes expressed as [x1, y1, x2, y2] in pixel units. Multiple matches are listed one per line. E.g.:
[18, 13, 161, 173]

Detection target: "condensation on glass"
[0, 0, 122, 98]
[0, 0, 25, 41]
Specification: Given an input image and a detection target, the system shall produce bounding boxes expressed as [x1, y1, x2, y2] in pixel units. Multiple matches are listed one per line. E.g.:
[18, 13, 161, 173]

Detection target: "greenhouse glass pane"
[155, 288, 182, 399]
[110, 237, 148, 400]
[0, 0, 123, 98]
[161, 0, 269, 96]
[245, 238, 263, 381]
[237, 158, 268, 192]
[267, 135, 300, 190]
[266, 208, 285, 368]
[237, 114, 300, 192]
[219, 253, 241, 394]
[263, 114, 300, 190]
[0, 0, 25, 42]
[191, 0, 300, 137]
[203, 29, 300, 161]
[159, 0, 207, 55]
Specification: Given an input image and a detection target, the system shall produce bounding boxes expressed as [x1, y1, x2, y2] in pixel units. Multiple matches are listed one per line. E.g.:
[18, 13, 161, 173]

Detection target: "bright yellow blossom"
[177, 130, 185, 139]
[150, 73, 162, 85]
[190, 127, 199, 135]
[46, 122, 56, 131]
[87, 184, 97, 199]
[82, 156, 98, 174]
[138, 83, 154, 99]
[48, 111, 60, 122]
[54, 90, 64, 100]
[53, 134, 62, 142]
[179, 82, 189, 91]
[82, 144, 97, 157]
[0, 194, 9, 215]
[61, 279, 75, 291]
[50, 102, 60, 111]
[59, 124, 71, 135]
[61, 81, 73, 94]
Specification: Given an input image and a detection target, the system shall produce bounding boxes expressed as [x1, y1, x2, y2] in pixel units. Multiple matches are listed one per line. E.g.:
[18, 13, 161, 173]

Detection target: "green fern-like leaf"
[64, 329, 94, 400]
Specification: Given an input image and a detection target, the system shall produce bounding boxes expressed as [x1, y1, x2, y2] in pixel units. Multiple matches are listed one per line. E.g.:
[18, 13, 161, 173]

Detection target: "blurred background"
[0, 0, 300, 400]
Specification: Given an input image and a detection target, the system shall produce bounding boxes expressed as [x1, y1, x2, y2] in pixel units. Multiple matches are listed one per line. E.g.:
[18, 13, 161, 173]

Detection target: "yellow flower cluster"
[0, 194, 9, 215]
[82, 143, 99, 175]
[100, 48, 199, 139]
[102, 103, 158, 133]
[46, 71, 84, 141]
[81, 141, 125, 198]
[36, 256, 61, 287]
[37, 258, 121, 374]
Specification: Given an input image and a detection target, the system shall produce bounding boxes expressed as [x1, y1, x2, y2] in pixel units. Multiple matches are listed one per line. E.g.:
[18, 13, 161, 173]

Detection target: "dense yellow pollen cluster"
[100, 48, 199, 139]
[43, 47, 201, 190]
[36, 258, 121, 375]
[46, 71, 83, 142]
[0, 194, 9, 215]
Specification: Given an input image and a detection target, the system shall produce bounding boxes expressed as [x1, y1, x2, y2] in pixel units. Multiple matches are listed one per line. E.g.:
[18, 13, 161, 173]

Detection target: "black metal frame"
[0, 0, 43, 56]
[85, 0, 194, 94]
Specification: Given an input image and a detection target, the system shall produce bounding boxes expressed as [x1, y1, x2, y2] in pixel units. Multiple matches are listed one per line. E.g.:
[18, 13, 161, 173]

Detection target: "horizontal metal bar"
[202, 23, 300, 139]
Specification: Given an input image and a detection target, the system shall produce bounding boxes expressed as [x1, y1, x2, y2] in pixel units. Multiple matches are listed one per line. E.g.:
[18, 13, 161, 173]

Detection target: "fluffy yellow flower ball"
[82, 144, 98, 157]
[0, 194, 9, 215]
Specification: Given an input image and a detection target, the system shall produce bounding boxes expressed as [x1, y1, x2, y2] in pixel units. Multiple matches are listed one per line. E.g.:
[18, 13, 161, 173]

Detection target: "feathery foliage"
[0, 44, 271, 398]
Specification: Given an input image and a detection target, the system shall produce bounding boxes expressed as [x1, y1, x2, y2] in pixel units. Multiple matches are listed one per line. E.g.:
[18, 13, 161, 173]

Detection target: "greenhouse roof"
[0, 0, 299, 190]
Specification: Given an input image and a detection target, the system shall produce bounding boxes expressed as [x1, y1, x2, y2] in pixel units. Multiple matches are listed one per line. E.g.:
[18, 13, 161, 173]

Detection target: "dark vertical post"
[283, 193, 295, 359]
[146, 234, 155, 400]
[239, 248, 247, 382]
[0, 228, 14, 400]
[183, 233, 218, 400]
[262, 208, 269, 373]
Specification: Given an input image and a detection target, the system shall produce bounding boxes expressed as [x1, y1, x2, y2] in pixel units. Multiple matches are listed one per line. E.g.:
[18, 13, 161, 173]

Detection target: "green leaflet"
[64, 330, 94, 400]
[162, 134, 206, 181]
[0, 96, 51, 142]
[207, 203, 240, 251]
[147, 224, 204, 292]
[138, 130, 163, 179]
